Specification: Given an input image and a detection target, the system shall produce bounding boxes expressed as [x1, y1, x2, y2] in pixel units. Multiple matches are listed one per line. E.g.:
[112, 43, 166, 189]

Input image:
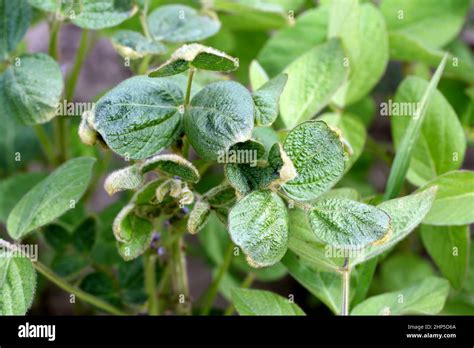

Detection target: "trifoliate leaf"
[104, 165, 144, 196]
[203, 183, 236, 208]
[187, 201, 211, 234]
[283, 121, 345, 201]
[149, 43, 238, 78]
[140, 154, 200, 183]
[228, 190, 288, 268]
[93, 76, 184, 160]
[252, 73, 288, 126]
[0, 0, 31, 59]
[148, 5, 220, 43]
[185, 81, 254, 161]
[111, 30, 166, 59]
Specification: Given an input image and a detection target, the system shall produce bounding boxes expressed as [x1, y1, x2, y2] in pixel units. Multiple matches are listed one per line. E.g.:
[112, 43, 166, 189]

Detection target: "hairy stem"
[171, 238, 191, 315]
[33, 125, 57, 166]
[144, 251, 158, 315]
[184, 68, 195, 107]
[34, 261, 126, 316]
[224, 272, 256, 316]
[340, 258, 351, 316]
[48, 19, 61, 61]
[200, 242, 234, 315]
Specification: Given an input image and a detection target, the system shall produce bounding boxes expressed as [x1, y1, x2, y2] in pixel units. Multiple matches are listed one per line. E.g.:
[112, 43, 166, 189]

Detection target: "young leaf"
[203, 183, 236, 208]
[0, 245, 36, 315]
[140, 154, 200, 183]
[384, 54, 447, 199]
[147, 5, 220, 43]
[0, 0, 31, 59]
[307, 199, 391, 249]
[149, 44, 238, 78]
[115, 211, 153, 261]
[104, 165, 144, 196]
[111, 30, 166, 59]
[184, 81, 254, 161]
[420, 171, 474, 226]
[252, 73, 288, 126]
[187, 201, 211, 235]
[391, 76, 466, 187]
[351, 277, 449, 315]
[283, 121, 345, 201]
[93, 76, 184, 160]
[228, 190, 288, 268]
[7, 157, 96, 240]
[71, 0, 137, 30]
[249, 60, 269, 90]
[279, 39, 347, 129]
[421, 225, 470, 289]
[1, 53, 64, 125]
[232, 288, 305, 316]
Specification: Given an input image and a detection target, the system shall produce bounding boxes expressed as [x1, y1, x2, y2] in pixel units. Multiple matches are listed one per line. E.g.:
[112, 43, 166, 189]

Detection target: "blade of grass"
[384, 54, 448, 200]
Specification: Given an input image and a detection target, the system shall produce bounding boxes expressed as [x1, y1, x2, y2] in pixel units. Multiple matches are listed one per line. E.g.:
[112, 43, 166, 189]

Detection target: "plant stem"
[144, 251, 158, 315]
[66, 29, 90, 101]
[340, 258, 351, 316]
[184, 68, 195, 107]
[224, 272, 256, 316]
[139, 0, 152, 39]
[48, 19, 61, 61]
[171, 238, 191, 315]
[200, 242, 234, 315]
[33, 125, 57, 166]
[138, 55, 151, 75]
[34, 261, 126, 316]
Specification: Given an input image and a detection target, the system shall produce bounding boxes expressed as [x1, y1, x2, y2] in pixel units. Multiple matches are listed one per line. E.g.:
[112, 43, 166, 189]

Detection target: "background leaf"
[0, 0, 31, 59]
[232, 288, 305, 315]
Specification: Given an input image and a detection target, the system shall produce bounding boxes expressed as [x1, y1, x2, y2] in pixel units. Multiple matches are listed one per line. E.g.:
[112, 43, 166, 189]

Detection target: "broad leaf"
[185, 81, 254, 161]
[72, 217, 98, 254]
[93, 76, 184, 160]
[351, 277, 449, 315]
[421, 171, 474, 226]
[149, 44, 238, 77]
[307, 199, 391, 249]
[249, 60, 269, 90]
[228, 190, 288, 267]
[1, 53, 63, 125]
[252, 73, 287, 126]
[71, 0, 137, 30]
[111, 30, 166, 59]
[0, 246, 36, 315]
[148, 5, 220, 43]
[7, 157, 96, 240]
[279, 39, 347, 129]
[421, 225, 469, 289]
[0, 0, 31, 59]
[104, 165, 144, 196]
[283, 121, 345, 201]
[140, 154, 200, 183]
[232, 288, 305, 316]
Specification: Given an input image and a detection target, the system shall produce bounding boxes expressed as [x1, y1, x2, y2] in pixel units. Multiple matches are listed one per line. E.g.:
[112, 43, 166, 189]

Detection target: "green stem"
[138, 55, 152, 75]
[157, 261, 172, 313]
[66, 29, 90, 101]
[139, 0, 152, 39]
[48, 19, 61, 60]
[184, 68, 195, 107]
[34, 261, 126, 316]
[33, 125, 57, 166]
[200, 242, 234, 315]
[171, 238, 191, 315]
[224, 272, 256, 316]
[144, 251, 158, 315]
[340, 258, 351, 316]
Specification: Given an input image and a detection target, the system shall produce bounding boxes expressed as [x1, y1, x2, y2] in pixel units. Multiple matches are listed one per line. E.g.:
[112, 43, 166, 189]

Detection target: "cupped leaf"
[104, 165, 144, 196]
[7, 157, 96, 240]
[148, 5, 220, 43]
[203, 183, 236, 208]
[279, 39, 347, 129]
[116, 214, 153, 261]
[420, 171, 474, 226]
[252, 73, 288, 126]
[185, 81, 254, 161]
[140, 154, 200, 183]
[228, 190, 288, 268]
[93, 76, 184, 160]
[187, 201, 211, 235]
[0, 0, 31, 59]
[351, 276, 449, 315]
[421, 225, 470, 289]
[307, 199, 391, 249]
[111, 30, 166, 59]
[232, 288, 305, 316]
[283, 121, 345, 201]
[149, 43, 238, 77]
[1, 53, 63, 125]
[71, 0, 137, 30]
[72, 217, 98, 253]
[0, 245, 36, 315]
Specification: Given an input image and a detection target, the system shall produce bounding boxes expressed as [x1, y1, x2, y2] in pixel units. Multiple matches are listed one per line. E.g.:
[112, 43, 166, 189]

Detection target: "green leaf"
[111, 30, 166, 59]
[1, 53, 64, 125]
[80, 272, 121, 307]
[279, 39, 347, 129]
[391, 76, 466, 187]
[0, 0, 31, 59]
[149, 44, 238, 77]
[140, 154, 200, 183]
[51, 252, 88, 278]
[249, 60, 269, 90]
[318, 187, 361, 201]
[384, 55, 447, 199]
[187, 201, 211, 235]
[0, 172, 46, 223]
[228, 190, 288, 268]
[116, 212, 153, 261]
[185, 81, 254, 161]
[72, 217, 98, 253]
[43, 224, 71, 252]
[351, 187, 437, 266]
[318, 113, 367, 172]
[252, 73, 287, 126]
[0, 246, 36, 315]
[71, 0, 137, 30]
[283, 121, 345, 201]
[421, 171, 474, 225]
[7, 157, 96, 240]
[104, 165, 144, 196]
[257, 6, 329, 76]
[380, 0, 471, 49]
[351, 277, 449, 315]
[27, 0, 59, 12]
[232, 288, 305, 316]
[203, 183, 236, 208]
[148, 5, 220, 43]
[421, 225, 470, 289]
[307, 198, 391, 249]
[93, 76, 184, 160]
